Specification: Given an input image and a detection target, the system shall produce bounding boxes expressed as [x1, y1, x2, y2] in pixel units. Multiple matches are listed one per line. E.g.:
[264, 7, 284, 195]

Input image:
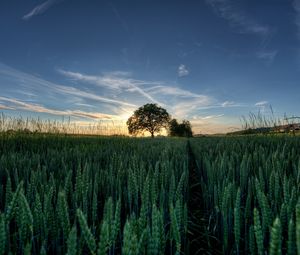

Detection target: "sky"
[0, 0, 300, 134]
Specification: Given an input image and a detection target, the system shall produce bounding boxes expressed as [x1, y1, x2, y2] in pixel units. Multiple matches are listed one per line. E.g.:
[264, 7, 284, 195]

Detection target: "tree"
[169, 119, 180, 137]
[168, 119, 193, 137]
[127, 104, 170, 138]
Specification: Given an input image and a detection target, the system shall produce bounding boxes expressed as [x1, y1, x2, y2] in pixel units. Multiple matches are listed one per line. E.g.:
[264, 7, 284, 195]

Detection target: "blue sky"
[0, 0, 300, 133]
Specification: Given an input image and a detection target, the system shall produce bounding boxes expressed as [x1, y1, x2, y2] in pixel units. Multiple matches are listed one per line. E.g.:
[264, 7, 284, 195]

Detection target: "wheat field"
[0, 133, 299, 254]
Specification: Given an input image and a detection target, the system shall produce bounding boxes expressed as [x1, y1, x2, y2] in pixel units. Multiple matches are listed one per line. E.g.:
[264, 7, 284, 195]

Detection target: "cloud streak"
[144, 85, 221, 118]
[222, 101, 235, 107]
[1, 62, 245, 123]
[0, 62, 135, 108]
[206, 0, 270, 38]
[0, 104, 14, 110]
[0, 62, 253, 133]
[58, 69, 161, 104]
[53, 84, 136, 107]
[255, 101, 269, 107]
[190, 115, 238, 134]
[145, 85, 205, 98]
[171, 97, 215, 118]
[0, 97, 119, 120]
[256, 50, 278, 64]
[58, 69, 230, 119]
[23, 0, 62, 20]
[195, 114, 225, 120]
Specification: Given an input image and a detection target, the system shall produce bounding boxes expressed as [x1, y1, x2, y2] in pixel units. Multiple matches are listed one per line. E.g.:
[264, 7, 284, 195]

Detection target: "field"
[190, 136, 300, 254]
[0, 133, 299, 254]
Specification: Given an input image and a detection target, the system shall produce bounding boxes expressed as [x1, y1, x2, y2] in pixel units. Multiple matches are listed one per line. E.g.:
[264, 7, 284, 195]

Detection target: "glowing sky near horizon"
[0, 0, 300, 134]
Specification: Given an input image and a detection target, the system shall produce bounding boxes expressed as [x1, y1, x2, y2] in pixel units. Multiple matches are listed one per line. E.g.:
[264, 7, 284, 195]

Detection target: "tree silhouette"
[169, 119, 193, 137]
[127, 104, 170, 138]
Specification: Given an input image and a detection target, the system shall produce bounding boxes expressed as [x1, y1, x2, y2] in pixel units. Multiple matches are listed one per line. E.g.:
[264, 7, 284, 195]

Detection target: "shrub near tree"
[169, 119, 193, 137]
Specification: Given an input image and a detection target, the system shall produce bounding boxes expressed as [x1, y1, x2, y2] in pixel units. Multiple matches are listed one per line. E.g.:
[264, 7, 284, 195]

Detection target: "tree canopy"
[169, 119, 193, 137]
[126, 103, 170, 137]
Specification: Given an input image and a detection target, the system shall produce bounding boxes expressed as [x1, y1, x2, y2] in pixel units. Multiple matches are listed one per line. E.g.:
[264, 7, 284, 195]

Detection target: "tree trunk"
[151, 131, 154, 138]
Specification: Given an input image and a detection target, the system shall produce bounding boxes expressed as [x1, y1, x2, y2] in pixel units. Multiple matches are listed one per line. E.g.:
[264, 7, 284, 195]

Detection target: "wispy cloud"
[23, 0, 62, 20]
[206, 0, 270, 38]
[58, 69, 221, 118]
[221, 101, 248, 108]
[0, 97, 119, 120]
[0, 62, 252, 132]
[145, 86, 248, 118]
[171, 97, 215, 118]
[74, 102, 97, 108]
[145, 85, 204, 98]
[58, 70, 225, 119]
[256, 50, 278, 64]
[222, 101, 235, 107]
[191, 115, 225, 134]
[0, 62, 135, 109]
[58, 69, 161, 104]
[193, 114, 225, 120]
[53, 84, 136, 107]
[1, 63, 219, 121]
[190, 115, 238, 134]
[178, 64, 189, 77]
[144, 85, 219, 118]
[0, 104, 14, 110]
[254, 100, 272, 114]
[255, 101, 269, 107]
